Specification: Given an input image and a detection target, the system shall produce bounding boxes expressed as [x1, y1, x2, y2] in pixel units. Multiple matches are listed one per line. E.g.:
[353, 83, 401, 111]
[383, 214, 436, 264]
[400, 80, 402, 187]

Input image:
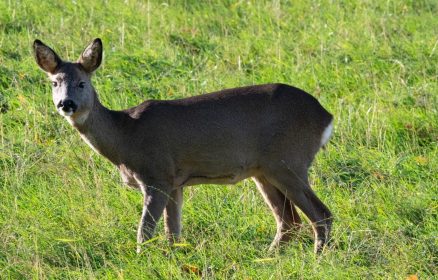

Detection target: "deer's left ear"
[78, 38, 103, 73]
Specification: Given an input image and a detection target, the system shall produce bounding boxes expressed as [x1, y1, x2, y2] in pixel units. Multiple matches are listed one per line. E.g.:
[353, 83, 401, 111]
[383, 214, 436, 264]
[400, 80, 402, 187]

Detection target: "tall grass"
[0, 0, 437, 279]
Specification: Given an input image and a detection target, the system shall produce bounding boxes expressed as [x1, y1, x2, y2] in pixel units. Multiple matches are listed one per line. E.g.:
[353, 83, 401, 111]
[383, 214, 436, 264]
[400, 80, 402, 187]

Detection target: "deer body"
[34, 38, 334, 254]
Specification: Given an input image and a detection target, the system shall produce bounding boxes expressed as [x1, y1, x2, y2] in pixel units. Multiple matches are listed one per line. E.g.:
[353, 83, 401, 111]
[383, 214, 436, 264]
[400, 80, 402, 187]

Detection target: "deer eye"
[52, 81, 58, 87]
[78, 82, 85, 88]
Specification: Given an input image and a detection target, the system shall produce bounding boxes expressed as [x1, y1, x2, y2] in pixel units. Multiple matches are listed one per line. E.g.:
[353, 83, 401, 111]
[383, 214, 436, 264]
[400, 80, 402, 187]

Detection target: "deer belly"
[175, 164, 258, 187]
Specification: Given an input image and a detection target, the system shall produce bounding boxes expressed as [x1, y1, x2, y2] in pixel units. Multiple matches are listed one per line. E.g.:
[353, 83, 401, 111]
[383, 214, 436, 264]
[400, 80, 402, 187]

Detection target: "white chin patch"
[59, 109, 74, 117]
[58, 109, 89, 126]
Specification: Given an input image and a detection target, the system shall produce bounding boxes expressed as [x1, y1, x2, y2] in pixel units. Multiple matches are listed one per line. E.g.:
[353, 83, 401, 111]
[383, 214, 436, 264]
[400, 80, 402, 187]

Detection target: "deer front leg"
[164, 187, 183, 244]
[136, 183, 171, 253]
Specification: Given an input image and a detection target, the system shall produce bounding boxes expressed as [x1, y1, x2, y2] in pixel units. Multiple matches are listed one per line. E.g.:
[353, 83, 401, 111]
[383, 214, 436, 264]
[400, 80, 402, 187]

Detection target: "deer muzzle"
[57, 99, 78, 116]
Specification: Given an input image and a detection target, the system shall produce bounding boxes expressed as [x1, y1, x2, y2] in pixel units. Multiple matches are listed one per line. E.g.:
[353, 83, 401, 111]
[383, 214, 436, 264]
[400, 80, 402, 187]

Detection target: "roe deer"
[33, 38, 334, 254]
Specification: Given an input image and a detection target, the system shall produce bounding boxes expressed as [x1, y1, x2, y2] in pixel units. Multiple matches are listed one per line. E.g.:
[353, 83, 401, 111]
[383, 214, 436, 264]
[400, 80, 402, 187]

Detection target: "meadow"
[0, 0, 437, 279]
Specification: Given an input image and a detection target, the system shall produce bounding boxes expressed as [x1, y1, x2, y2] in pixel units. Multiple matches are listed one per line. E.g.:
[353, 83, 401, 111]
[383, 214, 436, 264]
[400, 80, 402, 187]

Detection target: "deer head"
[33, 38, 103, 125]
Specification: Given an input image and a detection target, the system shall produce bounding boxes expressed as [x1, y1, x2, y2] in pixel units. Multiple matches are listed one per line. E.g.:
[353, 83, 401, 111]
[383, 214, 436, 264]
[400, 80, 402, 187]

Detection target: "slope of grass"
[0, 0, 437, 279]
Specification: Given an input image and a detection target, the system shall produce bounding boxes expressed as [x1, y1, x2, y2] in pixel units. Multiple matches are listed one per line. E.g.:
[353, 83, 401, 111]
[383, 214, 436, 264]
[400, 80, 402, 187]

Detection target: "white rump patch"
[320, 120, 333, 148]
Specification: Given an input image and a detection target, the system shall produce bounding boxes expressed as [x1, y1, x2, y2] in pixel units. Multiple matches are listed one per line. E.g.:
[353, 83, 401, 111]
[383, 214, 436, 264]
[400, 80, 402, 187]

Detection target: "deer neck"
[70, 92, 125, 165]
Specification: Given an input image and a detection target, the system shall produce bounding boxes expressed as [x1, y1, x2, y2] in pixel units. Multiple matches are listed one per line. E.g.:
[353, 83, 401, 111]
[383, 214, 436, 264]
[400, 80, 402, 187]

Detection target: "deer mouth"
[59, 108, 75, 117]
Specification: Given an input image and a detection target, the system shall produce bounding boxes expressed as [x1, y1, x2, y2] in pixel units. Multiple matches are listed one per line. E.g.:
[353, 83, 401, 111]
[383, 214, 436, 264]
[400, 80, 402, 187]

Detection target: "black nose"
[57, 99, 77, 112]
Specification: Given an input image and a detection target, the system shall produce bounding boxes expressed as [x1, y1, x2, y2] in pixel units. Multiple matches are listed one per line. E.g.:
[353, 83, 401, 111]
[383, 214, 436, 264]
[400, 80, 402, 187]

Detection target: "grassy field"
[1, 0, 437, 279]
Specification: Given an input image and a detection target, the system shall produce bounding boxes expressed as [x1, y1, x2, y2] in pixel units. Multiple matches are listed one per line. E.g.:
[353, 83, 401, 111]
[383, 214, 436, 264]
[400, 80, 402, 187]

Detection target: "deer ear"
[78, 38, 102, 73]
[33, 39, 62, 74]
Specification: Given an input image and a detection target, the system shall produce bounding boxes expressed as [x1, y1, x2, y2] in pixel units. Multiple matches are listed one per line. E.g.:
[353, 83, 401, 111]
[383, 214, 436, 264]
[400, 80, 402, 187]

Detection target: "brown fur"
[33, 38, 334, 254]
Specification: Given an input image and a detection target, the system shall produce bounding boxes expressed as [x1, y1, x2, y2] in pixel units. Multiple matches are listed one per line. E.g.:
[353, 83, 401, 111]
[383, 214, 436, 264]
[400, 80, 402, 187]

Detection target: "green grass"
[1, 0, 437, 279]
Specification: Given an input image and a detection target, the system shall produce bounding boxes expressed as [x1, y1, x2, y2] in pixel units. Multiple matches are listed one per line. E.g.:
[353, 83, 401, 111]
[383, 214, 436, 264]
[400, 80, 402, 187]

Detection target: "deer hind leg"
[253, 176, 302, 251]
[263, 165, 332, 254]
[163, 187, 183, 244]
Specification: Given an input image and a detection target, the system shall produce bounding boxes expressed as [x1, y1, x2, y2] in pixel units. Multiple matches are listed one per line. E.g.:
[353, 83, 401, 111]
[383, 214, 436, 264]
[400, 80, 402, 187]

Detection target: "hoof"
[314, 238, 326, 254]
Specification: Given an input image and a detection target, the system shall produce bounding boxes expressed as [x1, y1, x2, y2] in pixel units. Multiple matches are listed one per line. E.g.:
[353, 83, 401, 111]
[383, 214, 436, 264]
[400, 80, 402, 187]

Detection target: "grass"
[0, 0, 437, 279]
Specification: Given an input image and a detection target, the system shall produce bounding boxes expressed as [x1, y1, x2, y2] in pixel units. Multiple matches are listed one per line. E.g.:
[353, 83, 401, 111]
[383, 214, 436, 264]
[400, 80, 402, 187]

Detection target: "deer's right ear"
[33, 40, 62, 74]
